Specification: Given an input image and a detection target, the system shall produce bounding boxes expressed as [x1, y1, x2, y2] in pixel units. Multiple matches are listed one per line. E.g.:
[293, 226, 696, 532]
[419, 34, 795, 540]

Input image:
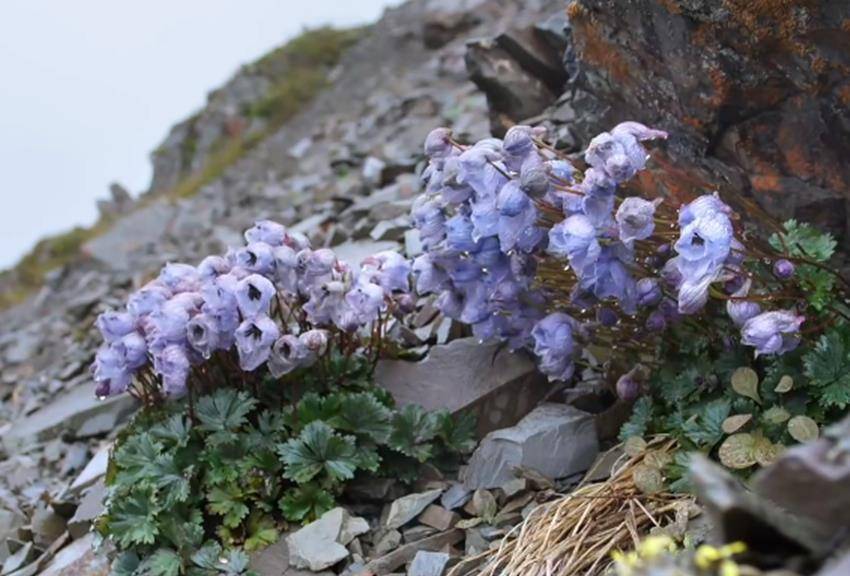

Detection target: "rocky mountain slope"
[2, 0, 850, 574]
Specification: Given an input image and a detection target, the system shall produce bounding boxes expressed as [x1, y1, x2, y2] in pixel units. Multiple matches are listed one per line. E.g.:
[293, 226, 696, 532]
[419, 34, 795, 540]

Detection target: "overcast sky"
[0, 0, 400, 269]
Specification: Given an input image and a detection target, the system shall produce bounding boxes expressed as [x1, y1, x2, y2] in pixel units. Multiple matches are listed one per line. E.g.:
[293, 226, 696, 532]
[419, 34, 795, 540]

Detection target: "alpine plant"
[92, 220, 412, 405]
[411, 123, 848, 391]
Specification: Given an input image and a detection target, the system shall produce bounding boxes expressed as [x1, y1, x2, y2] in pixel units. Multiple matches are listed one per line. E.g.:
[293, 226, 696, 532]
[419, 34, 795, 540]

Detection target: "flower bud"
[636, 278, 662, 307]
[773, 259, 795, 280]
[616, 368, 642, 402]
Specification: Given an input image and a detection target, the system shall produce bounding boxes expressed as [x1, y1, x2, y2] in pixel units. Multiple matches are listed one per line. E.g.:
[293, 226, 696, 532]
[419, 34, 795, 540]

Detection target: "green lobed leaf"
[137, 549, 182, 576]
[196, 390, 258, 446]
[387, 404, 440, 462]
[618, 397, 654, 442]
[279, 484, 335, 523]
[278, 421, 358, 485]
[434, 409, 477, 454]
[804, 328, 850, 410]
[243, 513, 279, 552]
[207, 485, 250, 529]
[108, 488, 161, 549]
[327, 392, 393, 443]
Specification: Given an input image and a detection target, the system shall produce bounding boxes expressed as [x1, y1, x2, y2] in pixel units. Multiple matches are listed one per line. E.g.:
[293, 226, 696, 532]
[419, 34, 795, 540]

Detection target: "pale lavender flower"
[235, 242, 275, 275]
[299, 329, 329, 356]
[114, 332, 148, 370]
[497, 181, 543, 253]
[345, 280, 385, 325]
[153, 344, 191, 397]
[92, 345, 132, 398]
[127, 282, 172, 318]
[268, 334, 312, 378]
[741, 310, 804, 356]
[186, 313, 223, 359]
[585, 122, 666, 183]
[159, 263, 201, 293]
[244, 220, 287, 246]
[727, 281, 762, 327]
[145, 300, 192, 352]
[531, 313, 576, 381]
[303, 280, 347, 326]
[445, 214, 479, 253]
[236, 274, 276, 319]
[235, 316, 280, 371]
[197, 255, 231, 280]
[547, 214, 601, 275]
[411, 196, 446, 250]
[412, 254, 448, 295]
[273, 245, 299, 295]
[96, 311, 135, 343]
[616, 197, 661, 243]
[361, 251, 411, 294]
[424, 127, 453, 159]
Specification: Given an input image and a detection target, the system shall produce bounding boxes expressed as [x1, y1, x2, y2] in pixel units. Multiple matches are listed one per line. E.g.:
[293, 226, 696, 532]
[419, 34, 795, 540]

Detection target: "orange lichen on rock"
[657, 0, 683, 15]
[706, 66, 732, 110]
[571, 13, 633, 85]
[722, 0, 817, 55]
[837, 83, 850, 106]
[567, 1, 586, 20]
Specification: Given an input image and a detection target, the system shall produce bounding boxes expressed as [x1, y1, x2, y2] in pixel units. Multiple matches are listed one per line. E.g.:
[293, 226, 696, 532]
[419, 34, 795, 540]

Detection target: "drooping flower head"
[741, 310, 804, 356]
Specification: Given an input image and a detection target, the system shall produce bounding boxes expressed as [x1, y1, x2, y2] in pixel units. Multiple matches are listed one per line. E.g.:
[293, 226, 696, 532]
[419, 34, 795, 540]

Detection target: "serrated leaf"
[150, 414, 192, 448]
[788, 415, 819, 443]
[435, 409, 477, 454]
[109, 489, 160, 548]
[353, 444, 381, 473]
[328, 392, 393, 443]
[681, 399, 730, 448]
[114, 433, 163, 485]
[718, 433, 757, 470]
[762, 406, 791, 425]
[196, 390, 257, 446]
[387, 405, 440, 462]
[278, 421, 358, 485]
[804, 328, 850, 410]
[775, 375, 793, 393]
[289, 393, 341, 431]
[731, 367, 760, 404]
[159, 508, 205, 552]
[219, 549, 251, 576]
[722, 414, 752, 434]
[633, 464, 664, 494]
[618, 397, 654, 442]
[138, 549, 182, 576]
[244, 514, 279, 552]
[208, 485, 249, 528]
[769, 219, 836, 262]
[190, 542, 223, 572]
[280, 484, 336, 524]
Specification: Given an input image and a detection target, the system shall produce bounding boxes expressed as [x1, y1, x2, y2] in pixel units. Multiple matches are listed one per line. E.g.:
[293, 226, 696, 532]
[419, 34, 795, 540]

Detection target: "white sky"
[0, 0, 400, 269]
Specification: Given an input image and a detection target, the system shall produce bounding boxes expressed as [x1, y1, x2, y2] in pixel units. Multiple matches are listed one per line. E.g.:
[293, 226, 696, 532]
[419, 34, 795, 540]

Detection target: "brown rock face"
[565, 0, 850, 247]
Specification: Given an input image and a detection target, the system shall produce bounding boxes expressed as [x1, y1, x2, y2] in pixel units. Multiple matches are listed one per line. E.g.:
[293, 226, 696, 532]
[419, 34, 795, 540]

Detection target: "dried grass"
[450, 438, 693, 576]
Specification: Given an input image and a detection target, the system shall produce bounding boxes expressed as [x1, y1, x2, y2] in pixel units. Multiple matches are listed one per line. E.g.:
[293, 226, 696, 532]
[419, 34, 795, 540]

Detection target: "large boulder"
[375, 338, 549, 436]
[461, 403, 599, 489]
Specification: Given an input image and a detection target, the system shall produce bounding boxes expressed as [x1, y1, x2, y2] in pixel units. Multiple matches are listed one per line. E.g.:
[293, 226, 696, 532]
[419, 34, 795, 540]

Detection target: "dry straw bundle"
[450, 438, 695, 576]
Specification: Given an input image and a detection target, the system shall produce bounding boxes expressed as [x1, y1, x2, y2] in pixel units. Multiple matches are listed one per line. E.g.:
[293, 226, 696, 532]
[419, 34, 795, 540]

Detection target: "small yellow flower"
[719, 559, 741, 576]
[694, 545, 721, 569]
[638, 535, 677, 559]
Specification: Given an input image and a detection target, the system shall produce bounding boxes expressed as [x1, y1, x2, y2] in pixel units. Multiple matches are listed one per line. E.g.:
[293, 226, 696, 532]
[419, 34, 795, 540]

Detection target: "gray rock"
[375, 338, 549, 436]
[83, 201, 176, 271]
[402, 525, 436, 543]
[249, 534, 289, 576]
[363, 530, 463, 576]
[39, 533, 109, 576]
[286, 508, 367, 571]
[374, 529, 403, 556]
[68, 480, 106, 539]
[2, 330, 41, 365]
[408, 551, 449, 576]
[753, 422, 850, 536]
[385, 489, 443, 530]
[689, 454, 832, 559]
[69, 443, 110, 495]
[370, 218, 410, 242]
[440, 483, 471, 511]
[3, 384, 137, 451]
[417, 505, 458, 532]
[461, 404, 598, 490]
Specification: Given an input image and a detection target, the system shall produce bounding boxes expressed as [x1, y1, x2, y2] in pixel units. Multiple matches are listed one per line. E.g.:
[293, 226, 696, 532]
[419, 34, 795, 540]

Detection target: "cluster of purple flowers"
[411, 123, 806, 383]
[92, 220, 411, 400]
